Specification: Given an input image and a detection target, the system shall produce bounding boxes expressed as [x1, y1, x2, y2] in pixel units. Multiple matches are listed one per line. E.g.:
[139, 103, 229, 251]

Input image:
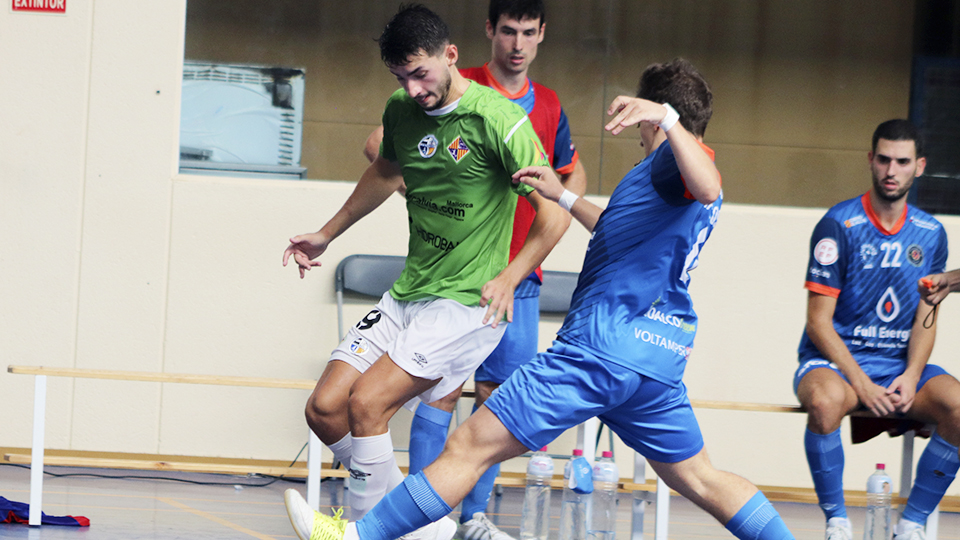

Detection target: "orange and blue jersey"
[557, 140, 721, 387]
[460, 64, 579, 283]
[798, 193, 948, 364]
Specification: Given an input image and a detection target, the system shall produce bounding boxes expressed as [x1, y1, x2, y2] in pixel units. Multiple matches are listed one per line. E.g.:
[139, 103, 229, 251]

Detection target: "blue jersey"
[557, 141, 721, 387]
[798, 193, 948, 364]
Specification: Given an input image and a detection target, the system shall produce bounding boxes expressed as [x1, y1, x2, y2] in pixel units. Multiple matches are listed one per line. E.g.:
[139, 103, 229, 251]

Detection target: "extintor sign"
[12, 0, 66, 14]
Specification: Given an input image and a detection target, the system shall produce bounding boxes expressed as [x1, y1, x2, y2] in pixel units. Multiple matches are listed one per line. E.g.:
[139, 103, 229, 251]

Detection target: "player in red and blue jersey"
[795, 120, 960, 540]
[363, 3, 585, 538]
[285, 58, 797, 540]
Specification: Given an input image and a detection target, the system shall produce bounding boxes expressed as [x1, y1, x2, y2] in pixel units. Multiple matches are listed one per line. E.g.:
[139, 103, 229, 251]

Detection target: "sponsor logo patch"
[447, 136, 470, 162]
[910, 217, 940, 231]
[861, 243, 878, 269]
[907, 244, 924, 267]
[413, 353, 427, 367]
[844, 215, 867, 228]
[418, 134, 438, 158]
[814, 238, 839, 266]
[349, 337, 369, 355]
[876, 287, 901, 323]
[349, 468, 370, 481]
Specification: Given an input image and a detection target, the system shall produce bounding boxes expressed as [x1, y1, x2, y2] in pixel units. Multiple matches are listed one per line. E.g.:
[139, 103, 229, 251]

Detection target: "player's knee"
[429, 390, 460, 413]
[346, 389, 388, 431]
[305, 392, 341, 429]
[803, 392, 846, 430]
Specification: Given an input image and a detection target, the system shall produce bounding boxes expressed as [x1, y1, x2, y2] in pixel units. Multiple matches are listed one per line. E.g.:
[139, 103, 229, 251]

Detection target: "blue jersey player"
[284, 58, 796, 540]
[795, 119, 960, 540]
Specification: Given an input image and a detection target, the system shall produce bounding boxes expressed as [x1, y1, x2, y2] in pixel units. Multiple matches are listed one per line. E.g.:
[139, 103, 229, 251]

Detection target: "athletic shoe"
[825, 517, 852, 540]
[400, 516, 458, 540]
[456, 512, 516, 540]
[893, 522, 925, 540]
[284, 488, 347, 540]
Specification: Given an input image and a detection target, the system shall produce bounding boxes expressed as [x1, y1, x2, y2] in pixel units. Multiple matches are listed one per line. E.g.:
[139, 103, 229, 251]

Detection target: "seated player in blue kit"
[284, 58, 795, 540]
[795, 119, 960, 540]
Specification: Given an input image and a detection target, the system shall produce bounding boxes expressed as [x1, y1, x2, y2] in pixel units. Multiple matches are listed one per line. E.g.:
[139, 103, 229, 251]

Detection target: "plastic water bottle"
[521, 447, 554, 540]
[559, 449, 591, 540]
[588, 451, 619, 540]
[864, 463, 893, 540]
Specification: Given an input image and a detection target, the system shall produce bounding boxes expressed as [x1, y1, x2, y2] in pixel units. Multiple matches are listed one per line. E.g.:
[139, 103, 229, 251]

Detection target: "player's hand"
[513, 166, 564, 202]
[918, 274, 950, 306]
[479, 275, 515, 328]
[853, 380, 898, 417]
[604, 96, 668, 135]
[886, 374, 919, 414]
[282, 231, 329, 279]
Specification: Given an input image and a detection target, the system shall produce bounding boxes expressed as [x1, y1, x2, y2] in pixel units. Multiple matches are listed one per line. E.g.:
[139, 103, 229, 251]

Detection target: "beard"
[872, 173, 914, 202]
[422, 70, 453, 112]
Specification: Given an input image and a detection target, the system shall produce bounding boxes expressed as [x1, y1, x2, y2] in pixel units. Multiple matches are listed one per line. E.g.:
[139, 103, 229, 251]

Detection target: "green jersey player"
[282, 4, 567, 535]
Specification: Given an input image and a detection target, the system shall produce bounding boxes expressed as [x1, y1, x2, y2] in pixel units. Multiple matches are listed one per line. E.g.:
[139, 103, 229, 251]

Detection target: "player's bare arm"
[363, 125, 384, 163]
[560, 158, 588, 196]
[480, 189, 567, 327]
[283, 156, 404, 278]
[805, 291, 898, 416]
[890, 300, 938, 413]
[513, 165, 603, 232]
[605, 96, 721, 205]
[919, 269, 960, 306]
[363, 125, 407, 196]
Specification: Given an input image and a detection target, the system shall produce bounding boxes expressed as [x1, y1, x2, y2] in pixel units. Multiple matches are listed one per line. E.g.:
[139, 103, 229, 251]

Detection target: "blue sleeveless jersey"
[798, 193, 948, 364]
[557, 141, 721, 387]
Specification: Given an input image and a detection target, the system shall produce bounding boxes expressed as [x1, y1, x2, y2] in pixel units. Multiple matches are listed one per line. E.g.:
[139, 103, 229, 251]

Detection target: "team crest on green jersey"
[447, 136, 470, 163]
[418, 135, 438, 158]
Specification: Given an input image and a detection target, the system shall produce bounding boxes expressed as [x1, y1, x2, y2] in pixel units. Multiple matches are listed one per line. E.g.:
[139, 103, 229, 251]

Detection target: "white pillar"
[29, 375, 47, 526]
[576, 417, 600, 463]
[307, 430, 322, 511]
[655, 476, 670, 540]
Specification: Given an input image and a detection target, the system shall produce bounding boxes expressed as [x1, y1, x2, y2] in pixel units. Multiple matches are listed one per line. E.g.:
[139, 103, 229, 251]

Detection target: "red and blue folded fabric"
[1, 496, 89, 526]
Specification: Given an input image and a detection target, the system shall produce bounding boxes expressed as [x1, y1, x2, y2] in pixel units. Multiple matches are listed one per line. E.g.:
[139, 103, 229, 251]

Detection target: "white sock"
[896, 519, 923, 535]
[828, 517, 852, 531]
[388, 460, 404, 491]
[344, 522, 360, 540]
[328, 433, 353, 471]
[349, 431, 402, 520]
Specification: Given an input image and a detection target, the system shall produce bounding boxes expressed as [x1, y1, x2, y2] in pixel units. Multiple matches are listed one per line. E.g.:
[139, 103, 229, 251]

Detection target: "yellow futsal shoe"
[284, 489, 348, 540]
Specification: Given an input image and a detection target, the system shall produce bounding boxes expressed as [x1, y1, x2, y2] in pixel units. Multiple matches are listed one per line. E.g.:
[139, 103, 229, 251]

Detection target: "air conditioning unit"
[179, 61, 307, 179]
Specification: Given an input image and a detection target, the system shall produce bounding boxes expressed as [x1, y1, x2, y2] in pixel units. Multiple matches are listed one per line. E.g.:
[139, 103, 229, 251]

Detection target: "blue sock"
[805, 428, 847, 520]
[901, 433, 959, 525]
[357, 471, 453, 540]
[725, 491, 794, 540]
[460, 404, 498, 522]
[409, 404, 452, 475]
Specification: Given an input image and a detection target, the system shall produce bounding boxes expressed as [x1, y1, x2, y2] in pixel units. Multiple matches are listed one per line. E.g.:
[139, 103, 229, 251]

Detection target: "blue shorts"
[474, 276, 540, 384]
[486, 340, 704, 463]
[793, 357, 950, 395]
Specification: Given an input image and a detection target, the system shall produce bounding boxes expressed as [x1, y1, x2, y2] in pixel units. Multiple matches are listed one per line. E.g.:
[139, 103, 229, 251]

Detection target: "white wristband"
[557, 189, 578, 212]
[659, 103, 680, 132]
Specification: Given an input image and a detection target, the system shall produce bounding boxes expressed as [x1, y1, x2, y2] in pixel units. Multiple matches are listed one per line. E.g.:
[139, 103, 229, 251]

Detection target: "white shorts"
[331, 292, 508, 406]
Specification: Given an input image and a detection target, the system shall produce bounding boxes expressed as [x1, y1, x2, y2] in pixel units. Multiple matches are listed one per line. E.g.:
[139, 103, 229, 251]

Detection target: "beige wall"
[2, 0, 959, 497]
[184, 0, 914, 204]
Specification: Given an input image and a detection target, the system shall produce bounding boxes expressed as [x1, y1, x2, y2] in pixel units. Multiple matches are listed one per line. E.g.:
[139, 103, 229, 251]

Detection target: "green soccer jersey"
[380, 81, 547, 306]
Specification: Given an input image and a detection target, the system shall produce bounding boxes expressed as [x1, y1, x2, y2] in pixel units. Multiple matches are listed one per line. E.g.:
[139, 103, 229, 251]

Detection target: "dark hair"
[488, 0, 545, 30]
[379, 4, 450, 67]
[872, 119, 924, 158]
[637, 58, 713, 137]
